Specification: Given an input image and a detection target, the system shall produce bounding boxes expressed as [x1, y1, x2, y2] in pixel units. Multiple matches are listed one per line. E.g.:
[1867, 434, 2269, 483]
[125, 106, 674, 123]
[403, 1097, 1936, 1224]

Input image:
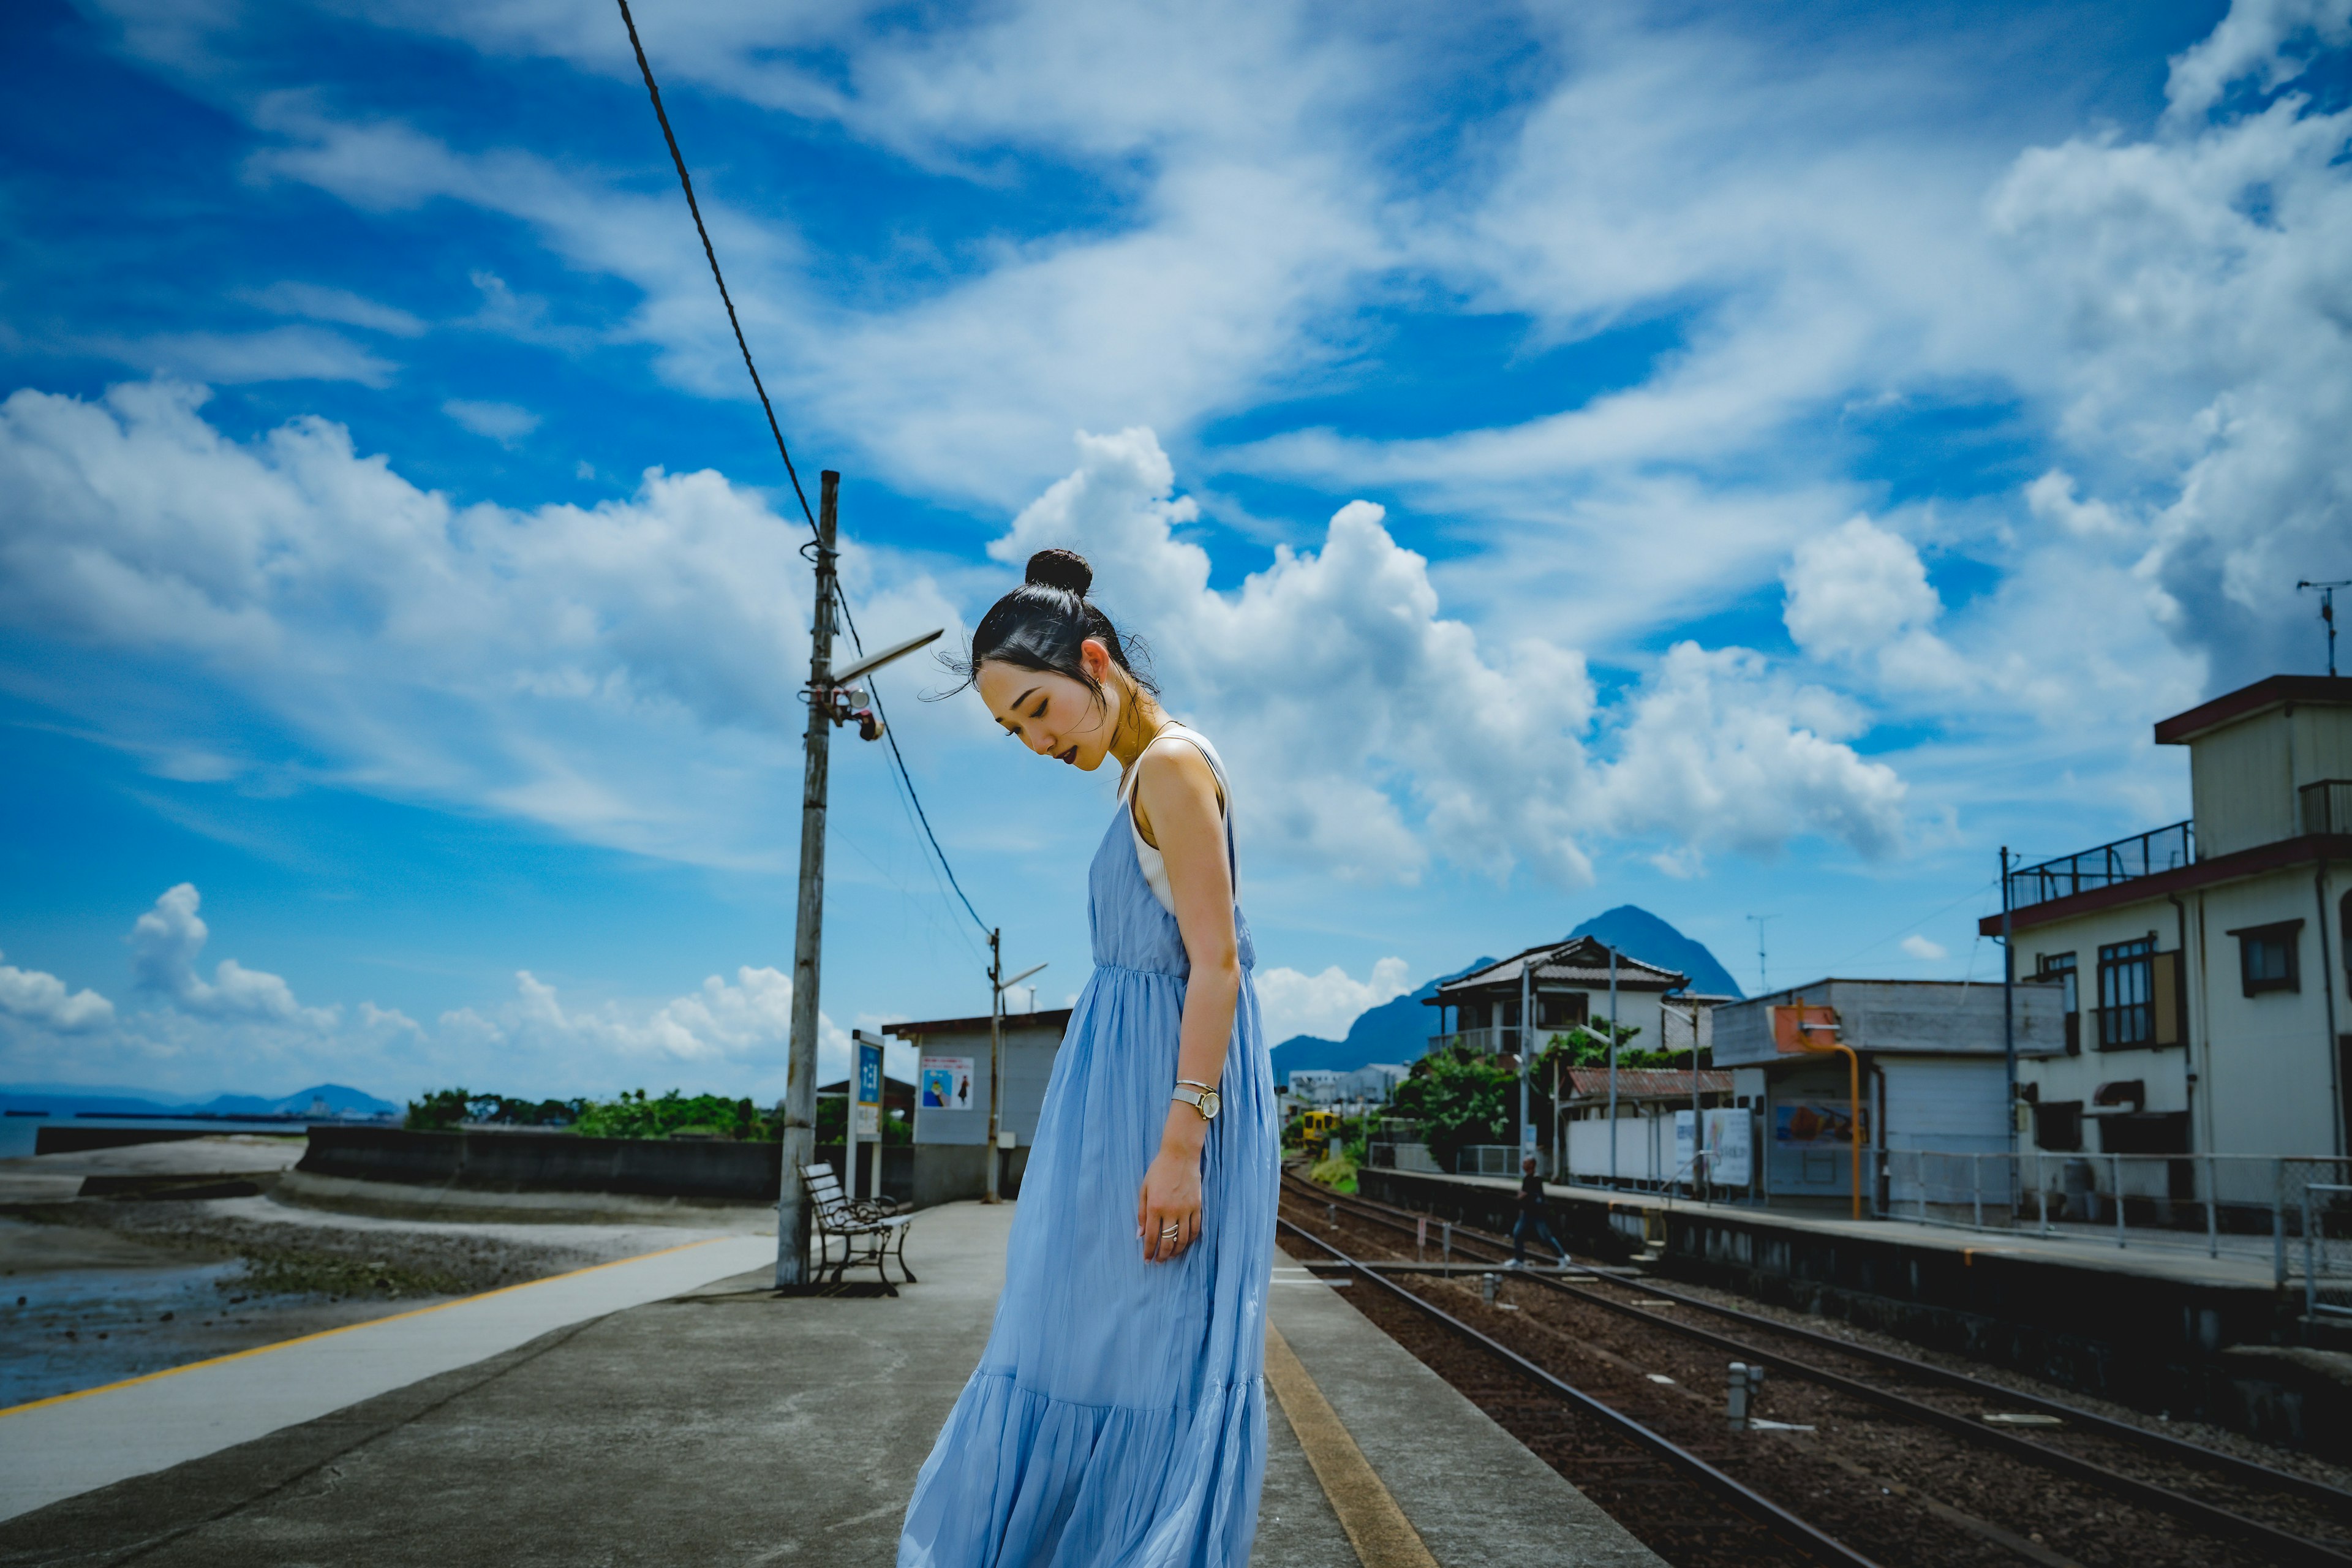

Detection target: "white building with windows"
[1986, 675, 2352, 1160]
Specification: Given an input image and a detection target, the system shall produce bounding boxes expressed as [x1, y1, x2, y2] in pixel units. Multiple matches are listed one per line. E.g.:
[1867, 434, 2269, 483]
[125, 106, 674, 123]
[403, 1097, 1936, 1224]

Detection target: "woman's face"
[976, 639, 1121, 771]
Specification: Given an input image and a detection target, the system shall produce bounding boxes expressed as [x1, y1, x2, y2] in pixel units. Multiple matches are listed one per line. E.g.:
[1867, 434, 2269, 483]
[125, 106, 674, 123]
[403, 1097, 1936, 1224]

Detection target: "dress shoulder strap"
[1118, 723, 1228, 810]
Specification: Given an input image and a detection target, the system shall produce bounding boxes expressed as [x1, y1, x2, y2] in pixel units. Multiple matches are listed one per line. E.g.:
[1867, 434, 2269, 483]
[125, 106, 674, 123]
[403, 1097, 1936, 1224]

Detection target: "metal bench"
[799, 1161, 916, 1291]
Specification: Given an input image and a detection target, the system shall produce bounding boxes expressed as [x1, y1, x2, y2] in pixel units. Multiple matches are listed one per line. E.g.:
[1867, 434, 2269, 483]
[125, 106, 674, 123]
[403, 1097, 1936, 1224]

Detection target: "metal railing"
[2007, 821, 2193, 910]
[1871, 1150, 2352, 1286]
[2305, 1185, 2352, 1319]
[2301, 779, 2352, 835]
[1427, 1027, 1520, 1055]
[1458, 1144, 1548, 1177]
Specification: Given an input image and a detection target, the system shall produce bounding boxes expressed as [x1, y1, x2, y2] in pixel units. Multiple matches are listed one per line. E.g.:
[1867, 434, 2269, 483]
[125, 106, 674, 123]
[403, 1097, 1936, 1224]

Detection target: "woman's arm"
[1131, 741, 1239, 1263]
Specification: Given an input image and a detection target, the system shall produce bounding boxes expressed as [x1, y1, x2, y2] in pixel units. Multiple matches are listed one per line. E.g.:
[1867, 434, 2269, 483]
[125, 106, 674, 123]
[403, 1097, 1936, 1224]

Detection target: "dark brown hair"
[938, 549, 1155, 708]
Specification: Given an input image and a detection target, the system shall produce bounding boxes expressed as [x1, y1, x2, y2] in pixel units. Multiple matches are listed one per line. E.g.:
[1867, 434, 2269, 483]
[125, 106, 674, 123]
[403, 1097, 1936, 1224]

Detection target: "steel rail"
[1284, 1183, 2352, 1567]
[1286, 1174, 2352, 1517]
[1276, 1215, 1885, 1568]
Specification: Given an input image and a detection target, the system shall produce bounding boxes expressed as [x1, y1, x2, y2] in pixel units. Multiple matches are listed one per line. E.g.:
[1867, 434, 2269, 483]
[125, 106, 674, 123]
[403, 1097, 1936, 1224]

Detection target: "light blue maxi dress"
[897, 728, 1277, 1568]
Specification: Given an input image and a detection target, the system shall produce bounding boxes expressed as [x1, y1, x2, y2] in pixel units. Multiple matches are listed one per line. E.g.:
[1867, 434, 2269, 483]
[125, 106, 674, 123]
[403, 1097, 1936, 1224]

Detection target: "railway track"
[1278, 1173, 2352, 1568]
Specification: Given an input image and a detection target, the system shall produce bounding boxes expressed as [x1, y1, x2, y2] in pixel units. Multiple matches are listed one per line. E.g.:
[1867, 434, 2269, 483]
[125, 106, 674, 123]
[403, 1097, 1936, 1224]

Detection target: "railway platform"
[0, 1199, 1662, 1567]
[1360, 1166, 2352, 1456]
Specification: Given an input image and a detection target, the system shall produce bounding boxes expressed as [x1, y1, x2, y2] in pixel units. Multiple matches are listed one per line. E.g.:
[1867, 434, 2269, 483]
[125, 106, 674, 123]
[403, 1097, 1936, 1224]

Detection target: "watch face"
[1201, 1089, 1221, 1120]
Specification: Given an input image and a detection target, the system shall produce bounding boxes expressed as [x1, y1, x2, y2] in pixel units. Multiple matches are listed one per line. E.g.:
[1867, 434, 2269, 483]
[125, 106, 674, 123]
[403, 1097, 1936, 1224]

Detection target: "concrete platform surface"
[0, 1202, 1654, 1566]
[0, 1232, 775, 1522]
[1440, 1167, 2288, 1291]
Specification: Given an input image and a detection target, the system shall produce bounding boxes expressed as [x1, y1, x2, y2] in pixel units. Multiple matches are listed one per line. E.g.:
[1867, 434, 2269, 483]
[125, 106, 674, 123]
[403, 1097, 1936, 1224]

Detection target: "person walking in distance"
[897, 549, 1276, 1568]
[1510, 1155, 1569, 1268]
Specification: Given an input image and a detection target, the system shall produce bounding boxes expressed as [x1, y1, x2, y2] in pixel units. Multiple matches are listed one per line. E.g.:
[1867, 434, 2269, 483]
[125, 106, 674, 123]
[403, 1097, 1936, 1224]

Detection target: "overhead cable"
[618, 1, 988, 939]
[616, 0, 819, 536]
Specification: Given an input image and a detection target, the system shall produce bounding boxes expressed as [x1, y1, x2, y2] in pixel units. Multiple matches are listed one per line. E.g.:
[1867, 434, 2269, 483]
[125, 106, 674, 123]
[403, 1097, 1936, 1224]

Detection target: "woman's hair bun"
[1024, 548, 1092, 597]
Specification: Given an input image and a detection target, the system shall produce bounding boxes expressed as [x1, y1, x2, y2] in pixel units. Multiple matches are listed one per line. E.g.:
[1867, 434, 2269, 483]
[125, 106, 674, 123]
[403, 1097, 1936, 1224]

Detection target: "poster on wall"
[921, 1056, 975, 1111]
[1703, 1108, 1752, 1186]
[1774, 1101, 1867, 1146]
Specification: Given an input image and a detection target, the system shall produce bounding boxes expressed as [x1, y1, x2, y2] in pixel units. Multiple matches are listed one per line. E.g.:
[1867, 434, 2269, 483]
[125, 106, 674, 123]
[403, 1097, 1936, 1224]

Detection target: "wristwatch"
[1172, 1080, 1221, 1121]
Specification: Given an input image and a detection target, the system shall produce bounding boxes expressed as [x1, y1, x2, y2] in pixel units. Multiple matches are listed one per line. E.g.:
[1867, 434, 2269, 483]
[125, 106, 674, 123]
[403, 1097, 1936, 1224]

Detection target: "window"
[1536, 992, 1588, 1029]
[2038, 952, 2079, 1055]
[2229, 920, 2302, 997]
[2098, 937, 2155, 1049]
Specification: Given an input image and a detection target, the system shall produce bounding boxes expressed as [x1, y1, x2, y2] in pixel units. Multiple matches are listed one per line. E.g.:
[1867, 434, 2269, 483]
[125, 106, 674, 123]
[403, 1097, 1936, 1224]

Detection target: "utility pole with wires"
[2299, 579, 2351, 676]
[986, 932, 1047, 1204]
[618, 0, 982, 1283]
[773, 481, 943, 1286]
[776, 473, 841, 1289]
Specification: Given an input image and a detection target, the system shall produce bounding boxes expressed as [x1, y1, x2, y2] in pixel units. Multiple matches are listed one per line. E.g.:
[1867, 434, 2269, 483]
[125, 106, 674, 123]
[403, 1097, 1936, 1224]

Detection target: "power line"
[835, 584, 990, 936]
[617, 0, 989, 941]
[616, 0, 819, 536]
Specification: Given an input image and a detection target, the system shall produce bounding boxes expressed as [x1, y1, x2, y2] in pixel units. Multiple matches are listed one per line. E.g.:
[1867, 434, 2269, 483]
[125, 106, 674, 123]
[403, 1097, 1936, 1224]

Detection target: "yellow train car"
[1296, 1109, 1342, 1158]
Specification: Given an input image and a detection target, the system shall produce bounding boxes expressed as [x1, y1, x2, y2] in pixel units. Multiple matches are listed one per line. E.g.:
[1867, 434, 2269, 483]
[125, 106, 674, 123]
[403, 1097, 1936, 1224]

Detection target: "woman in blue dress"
[898, 548, 1276, 1568]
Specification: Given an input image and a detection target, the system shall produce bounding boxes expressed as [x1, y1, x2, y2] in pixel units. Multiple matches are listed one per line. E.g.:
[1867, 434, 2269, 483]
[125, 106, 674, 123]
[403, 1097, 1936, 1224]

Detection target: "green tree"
[1390, 1044, 1516, 1172]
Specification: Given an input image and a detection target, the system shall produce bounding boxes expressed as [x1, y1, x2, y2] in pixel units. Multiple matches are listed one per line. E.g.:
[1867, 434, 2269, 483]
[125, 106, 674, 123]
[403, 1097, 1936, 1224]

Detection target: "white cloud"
[95, 325, 399, 387]
[1988, 19, 2352, 686]
[0, 952, 116, 1033]
[128, 883, 336, 1027]
[992, 428, 1909, 881]
[238, 280, 428, 337]
[1594, 643, 1907, 862]
[1781, 516, 1967, 692]
[0, 379, 932, 867]
[1255, 956, 1411, 1045]
[442, 398, 541, 444]
[1900, 933, 1948, 961]
[2163, 0, 2351, 124]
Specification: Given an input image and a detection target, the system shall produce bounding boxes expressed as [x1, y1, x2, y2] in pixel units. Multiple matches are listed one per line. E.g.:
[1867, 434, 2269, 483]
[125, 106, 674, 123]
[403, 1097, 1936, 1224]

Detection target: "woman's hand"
[1137, 1137, 1204, 1262]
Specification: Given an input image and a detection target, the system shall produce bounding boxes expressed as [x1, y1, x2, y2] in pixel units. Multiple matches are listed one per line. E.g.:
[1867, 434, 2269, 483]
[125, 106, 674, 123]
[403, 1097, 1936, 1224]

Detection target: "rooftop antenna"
[1747, 913, 1776, 995]
[2297, 580, 2351, 677]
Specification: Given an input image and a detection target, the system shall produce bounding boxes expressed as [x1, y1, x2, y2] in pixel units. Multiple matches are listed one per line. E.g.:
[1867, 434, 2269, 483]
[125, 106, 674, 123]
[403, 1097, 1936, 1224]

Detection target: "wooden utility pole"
[775, 471, 840, 1289]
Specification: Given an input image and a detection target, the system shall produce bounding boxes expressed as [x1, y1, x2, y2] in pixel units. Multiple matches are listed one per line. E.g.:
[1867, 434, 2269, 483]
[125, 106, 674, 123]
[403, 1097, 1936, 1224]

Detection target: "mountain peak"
[1567, 906, 1744, 998]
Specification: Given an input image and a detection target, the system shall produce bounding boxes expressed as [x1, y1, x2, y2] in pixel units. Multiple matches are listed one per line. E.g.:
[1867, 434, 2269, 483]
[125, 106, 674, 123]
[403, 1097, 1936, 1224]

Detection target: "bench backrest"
[798, 1162, 854, 1225]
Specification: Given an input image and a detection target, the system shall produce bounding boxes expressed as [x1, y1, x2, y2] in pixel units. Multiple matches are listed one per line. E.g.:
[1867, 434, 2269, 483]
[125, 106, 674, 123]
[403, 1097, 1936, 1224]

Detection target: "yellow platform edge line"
[1264, 1320, 1441, 1568]
[0, 1234, 734, 1420]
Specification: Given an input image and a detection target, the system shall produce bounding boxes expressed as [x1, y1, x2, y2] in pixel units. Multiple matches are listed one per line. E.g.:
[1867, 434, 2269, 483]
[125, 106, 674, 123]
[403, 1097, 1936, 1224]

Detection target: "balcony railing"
[2303, 780, 2352, 835]
[2007, 821, 2194, 911]
[1427, 1027, 1521, 1056]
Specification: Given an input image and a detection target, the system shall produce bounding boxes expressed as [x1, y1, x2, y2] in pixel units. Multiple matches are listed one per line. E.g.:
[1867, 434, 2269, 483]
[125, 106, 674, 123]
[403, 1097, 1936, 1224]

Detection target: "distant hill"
[1569, 906, 1744, 998]
[190, 1084, 399, 1117]
[1267, 907, 1743, 1085]
[0, 1082, 398, 1118]
[1270, 960, 1492, 1085]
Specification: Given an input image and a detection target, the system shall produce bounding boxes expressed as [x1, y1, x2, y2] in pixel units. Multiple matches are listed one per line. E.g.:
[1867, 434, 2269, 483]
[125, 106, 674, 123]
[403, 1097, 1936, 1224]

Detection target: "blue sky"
[4, 0, 2350, 1102]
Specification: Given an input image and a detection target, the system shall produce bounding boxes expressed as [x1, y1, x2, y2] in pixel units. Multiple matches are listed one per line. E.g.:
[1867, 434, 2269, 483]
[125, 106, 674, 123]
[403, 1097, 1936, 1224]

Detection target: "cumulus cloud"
[1255, 957, 1412, 1045]
[128, 883, 336, 1027]
[0, 952, 116, 1033]
[0, 379, 956, 867]
[1781, 516, 1966, 692]
[1, 883, 837, 1099]
[1900, 934, 1948, 961]
[1989, 15, 2352, 686]
[1594, 644, 1907, 862]
[992, 429, 1908, 883]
